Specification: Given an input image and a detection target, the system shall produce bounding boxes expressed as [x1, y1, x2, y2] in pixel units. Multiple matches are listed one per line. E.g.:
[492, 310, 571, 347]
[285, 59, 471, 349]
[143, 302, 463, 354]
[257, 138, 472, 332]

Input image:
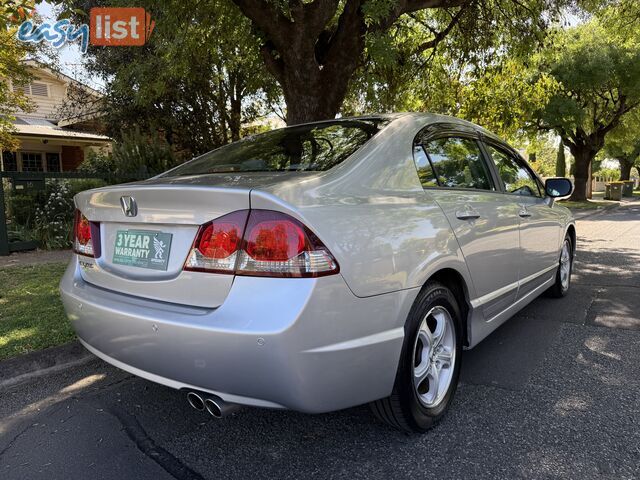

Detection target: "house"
[1, 60, 111, 173]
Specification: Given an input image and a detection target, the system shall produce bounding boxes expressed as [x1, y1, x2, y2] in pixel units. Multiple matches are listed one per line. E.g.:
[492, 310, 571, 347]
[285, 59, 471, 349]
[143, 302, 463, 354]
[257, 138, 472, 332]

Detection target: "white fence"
[592, 177, 639, 192]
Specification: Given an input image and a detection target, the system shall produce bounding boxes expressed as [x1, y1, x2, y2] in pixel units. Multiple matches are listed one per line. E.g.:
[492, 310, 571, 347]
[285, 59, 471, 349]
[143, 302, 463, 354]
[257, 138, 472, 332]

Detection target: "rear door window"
[413, 145, 439, 188]
[418, 137, 494, 190]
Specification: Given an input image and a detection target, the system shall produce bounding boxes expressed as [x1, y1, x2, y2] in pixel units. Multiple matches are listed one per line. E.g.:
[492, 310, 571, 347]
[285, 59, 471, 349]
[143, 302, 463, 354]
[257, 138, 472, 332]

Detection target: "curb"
[0, 340, 95, 389]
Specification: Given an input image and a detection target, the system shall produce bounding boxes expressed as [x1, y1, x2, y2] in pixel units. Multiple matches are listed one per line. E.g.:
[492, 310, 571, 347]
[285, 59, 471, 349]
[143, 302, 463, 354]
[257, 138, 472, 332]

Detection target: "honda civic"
[60, 113, 575, 432]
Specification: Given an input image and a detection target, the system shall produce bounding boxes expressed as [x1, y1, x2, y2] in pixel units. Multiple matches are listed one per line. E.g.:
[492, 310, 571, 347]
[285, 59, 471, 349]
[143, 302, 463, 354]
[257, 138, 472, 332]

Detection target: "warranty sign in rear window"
[113, 230, 173, 271]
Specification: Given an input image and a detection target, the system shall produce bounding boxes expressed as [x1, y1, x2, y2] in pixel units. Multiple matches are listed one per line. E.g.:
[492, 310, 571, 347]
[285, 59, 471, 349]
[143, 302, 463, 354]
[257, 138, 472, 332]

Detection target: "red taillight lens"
[183, 210, 249, 273]
[73, 209, 94, 257]
[183, 210, 339, 277]
[199, 222, 243, 259]
[245, 218, 305, 261]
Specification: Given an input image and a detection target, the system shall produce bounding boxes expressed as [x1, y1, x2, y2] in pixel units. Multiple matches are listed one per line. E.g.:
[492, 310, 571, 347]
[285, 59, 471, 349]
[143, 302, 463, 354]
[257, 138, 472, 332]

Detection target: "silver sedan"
[60, 113, 575, 432]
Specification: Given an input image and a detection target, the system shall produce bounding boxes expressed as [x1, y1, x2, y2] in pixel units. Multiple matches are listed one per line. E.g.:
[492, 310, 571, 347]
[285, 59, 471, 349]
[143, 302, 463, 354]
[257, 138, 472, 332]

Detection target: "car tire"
[548, 235, 573, 298]
[371, 281, 462, 433]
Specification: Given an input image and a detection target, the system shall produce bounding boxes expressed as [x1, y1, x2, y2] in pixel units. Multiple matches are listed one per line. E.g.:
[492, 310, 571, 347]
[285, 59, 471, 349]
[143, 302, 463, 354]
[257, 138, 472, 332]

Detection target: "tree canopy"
[230, 0, 572, 124]
[531, 18, 640, 199]
[63, 0, 279, 159]
[443, 12, 640, 199]
[604, 110, 640, 180]
[0, 1, 34, 151]
[35, 0, 640, 196]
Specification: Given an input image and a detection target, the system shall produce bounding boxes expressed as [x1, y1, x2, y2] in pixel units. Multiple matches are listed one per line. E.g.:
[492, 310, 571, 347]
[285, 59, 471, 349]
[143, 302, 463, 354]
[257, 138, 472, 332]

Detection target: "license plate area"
[113, 230, 173, 271]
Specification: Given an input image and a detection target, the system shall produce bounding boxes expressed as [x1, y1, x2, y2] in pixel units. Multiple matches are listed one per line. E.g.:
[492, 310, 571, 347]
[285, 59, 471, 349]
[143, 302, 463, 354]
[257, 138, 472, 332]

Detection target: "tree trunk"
[233, 0, 469, 125]
[283, 72, 350, 125]
[619, 158, 633, 181]
[569, 147, 595, 201]
[276, 29, 363, 125]
[229, 97, 242, 142]
[555, 141, 566, 177]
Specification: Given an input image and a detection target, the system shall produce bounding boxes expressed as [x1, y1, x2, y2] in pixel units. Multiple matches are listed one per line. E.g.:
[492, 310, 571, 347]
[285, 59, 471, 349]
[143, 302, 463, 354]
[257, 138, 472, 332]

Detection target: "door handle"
[518, 205, 532, 218]
[456, 209, 481, 220]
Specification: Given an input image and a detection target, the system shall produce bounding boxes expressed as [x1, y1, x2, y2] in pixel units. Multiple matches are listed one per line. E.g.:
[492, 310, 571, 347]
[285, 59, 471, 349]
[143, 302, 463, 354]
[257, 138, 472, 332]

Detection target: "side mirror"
[545, 178, 573, 198]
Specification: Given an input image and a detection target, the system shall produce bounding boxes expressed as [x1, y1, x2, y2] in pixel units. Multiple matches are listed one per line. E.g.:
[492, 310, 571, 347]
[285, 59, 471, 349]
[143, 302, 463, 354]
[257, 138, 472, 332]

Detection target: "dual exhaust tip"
[186, 391, 240, 418]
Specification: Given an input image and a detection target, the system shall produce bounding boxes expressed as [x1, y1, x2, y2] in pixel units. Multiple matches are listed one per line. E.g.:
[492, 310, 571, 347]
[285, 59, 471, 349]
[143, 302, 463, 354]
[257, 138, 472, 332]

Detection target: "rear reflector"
[73, 209, 94, 257]
[184, 210, 339, 277]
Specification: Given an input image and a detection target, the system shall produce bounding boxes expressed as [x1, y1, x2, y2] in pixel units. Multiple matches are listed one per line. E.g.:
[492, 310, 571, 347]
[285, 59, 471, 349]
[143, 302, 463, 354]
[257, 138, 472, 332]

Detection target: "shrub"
[77, 149, 116, 175]
[33, 181, 74, 250]
[68, 178, 109, 196]
[111, 127, 177, 179]
[594, 168, 620, 180]
[6, 191, 40, 227]
[7, 223, 36, 243]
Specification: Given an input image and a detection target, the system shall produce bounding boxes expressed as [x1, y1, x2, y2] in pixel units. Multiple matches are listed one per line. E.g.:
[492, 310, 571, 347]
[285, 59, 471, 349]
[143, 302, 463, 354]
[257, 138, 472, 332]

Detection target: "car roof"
[318, 112, 501, 140]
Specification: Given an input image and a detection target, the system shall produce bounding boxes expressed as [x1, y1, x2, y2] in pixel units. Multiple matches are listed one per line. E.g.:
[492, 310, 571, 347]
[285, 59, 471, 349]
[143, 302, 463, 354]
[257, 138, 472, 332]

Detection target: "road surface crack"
[107, 405, 206, 480]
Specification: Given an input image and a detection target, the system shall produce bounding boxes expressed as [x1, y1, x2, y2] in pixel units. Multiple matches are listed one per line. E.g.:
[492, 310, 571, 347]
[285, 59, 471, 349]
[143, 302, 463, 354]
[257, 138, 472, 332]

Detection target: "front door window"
[485, 144, 541, 197]
[46, 153, 61, 172]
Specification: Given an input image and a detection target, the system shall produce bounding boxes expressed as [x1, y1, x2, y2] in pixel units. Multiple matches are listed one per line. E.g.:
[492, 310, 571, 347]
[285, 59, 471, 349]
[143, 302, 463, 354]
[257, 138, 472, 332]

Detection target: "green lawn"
[0, 263, 74, 360]
[557, 199, 617, 209]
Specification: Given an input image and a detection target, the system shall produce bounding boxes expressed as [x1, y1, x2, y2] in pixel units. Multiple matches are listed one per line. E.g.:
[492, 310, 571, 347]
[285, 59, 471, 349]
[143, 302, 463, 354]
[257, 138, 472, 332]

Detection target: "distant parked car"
[60, 113, 575, 432]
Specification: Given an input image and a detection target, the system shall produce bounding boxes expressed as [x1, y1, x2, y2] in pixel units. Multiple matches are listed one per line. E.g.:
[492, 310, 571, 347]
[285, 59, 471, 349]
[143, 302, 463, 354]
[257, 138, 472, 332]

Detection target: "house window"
[46, 153, 61, 172]
[21, 152, 44, 172]
[2, 151, 18, 172]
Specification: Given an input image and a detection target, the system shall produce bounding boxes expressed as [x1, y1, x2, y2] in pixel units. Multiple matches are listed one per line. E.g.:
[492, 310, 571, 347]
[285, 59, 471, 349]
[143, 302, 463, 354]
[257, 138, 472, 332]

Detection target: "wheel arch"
[423, 268, 472, 348]
[566, 223, 577, 255]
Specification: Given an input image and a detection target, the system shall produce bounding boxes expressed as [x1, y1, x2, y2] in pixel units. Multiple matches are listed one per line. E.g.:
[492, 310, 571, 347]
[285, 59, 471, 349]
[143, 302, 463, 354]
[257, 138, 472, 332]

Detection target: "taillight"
[184, 210, 339, 277]
[73, 209, 94, 257]
[237, 210, 339, 277]
[184, 210, 249, 273]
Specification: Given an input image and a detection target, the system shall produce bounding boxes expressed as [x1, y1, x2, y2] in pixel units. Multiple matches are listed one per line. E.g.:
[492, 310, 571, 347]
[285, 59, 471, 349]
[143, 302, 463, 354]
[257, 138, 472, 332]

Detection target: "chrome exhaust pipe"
[204, 396, 241, 418]
[186, 391, 205, 411]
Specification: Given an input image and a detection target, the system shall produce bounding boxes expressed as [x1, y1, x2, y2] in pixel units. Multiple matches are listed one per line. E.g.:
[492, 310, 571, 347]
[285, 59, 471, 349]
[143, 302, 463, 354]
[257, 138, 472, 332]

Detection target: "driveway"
[1, 201, 639, 480]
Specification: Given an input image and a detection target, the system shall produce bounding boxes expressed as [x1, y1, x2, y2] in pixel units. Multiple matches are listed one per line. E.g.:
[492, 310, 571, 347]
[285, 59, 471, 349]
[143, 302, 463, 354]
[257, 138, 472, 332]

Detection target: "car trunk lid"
[74, 184, 250, 308]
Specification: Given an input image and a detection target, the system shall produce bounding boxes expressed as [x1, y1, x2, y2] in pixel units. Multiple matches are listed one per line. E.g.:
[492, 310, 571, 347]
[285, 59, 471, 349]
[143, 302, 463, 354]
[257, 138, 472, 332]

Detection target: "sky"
[35, 1, 104, 90]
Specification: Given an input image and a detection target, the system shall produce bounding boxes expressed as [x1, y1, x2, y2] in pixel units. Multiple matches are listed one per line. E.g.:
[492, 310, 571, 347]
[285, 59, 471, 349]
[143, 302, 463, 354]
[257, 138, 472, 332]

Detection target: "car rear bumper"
[60, 256, 414, 413]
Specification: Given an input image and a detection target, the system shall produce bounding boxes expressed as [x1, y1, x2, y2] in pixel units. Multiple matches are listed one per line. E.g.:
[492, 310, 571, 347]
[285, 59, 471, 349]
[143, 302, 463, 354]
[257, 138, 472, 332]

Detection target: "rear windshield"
[162, 119, 388, 176]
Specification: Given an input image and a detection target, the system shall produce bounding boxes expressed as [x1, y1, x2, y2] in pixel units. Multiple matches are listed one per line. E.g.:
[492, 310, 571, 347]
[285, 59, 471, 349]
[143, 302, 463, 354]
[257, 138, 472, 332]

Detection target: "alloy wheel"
[412, 305, 456, 408]
[560, 240, 571, 291]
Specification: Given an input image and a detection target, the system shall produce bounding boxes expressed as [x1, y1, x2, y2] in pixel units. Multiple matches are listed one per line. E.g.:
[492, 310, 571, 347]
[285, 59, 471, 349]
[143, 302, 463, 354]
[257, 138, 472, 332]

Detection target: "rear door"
[414, 130, 521, 320]
[482, 142, 562, 299]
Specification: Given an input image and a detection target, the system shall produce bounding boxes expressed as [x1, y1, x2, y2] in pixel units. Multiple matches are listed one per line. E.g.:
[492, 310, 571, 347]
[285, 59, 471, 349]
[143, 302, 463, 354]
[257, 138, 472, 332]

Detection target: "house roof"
[22, 59, 106, 127]
[12, 116, 111, 143]
[23, 59, 104, 97]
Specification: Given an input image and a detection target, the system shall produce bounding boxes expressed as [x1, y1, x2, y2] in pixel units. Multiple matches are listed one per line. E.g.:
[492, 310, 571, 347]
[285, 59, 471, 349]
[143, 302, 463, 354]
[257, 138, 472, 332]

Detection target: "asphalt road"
[2, 201, 640, 480]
